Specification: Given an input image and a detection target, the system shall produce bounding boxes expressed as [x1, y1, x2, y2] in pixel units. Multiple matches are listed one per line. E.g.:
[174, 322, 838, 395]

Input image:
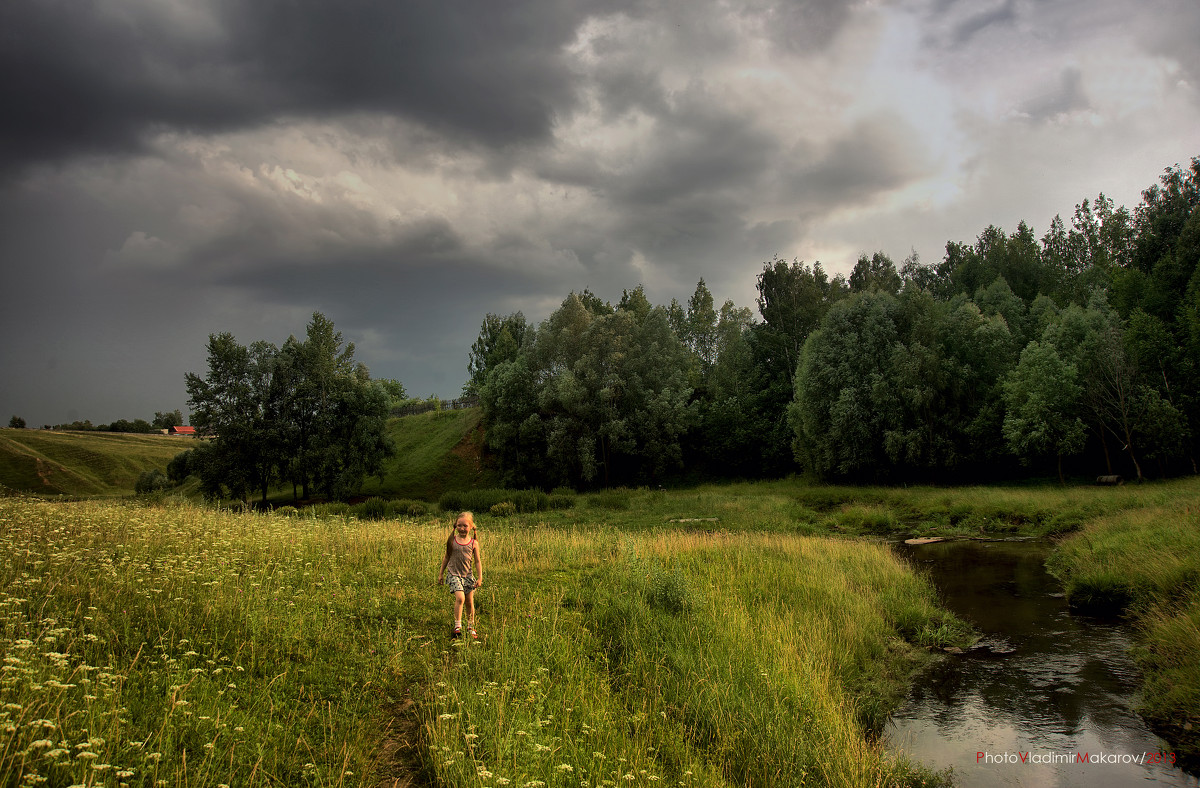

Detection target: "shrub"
[352, 497, 392, 520]
[275, 505, 299, 517]
[440, 488, 560, 514]
[166, 450, 192, 483]
[489, 501, 516, 517]
[311, 502, 351, 518]
[626, 550, 698, 615]
[135, 469, 169, 495]
[393, 499, 430, 517]
[834, 503, 898, 533]
[586, 488, 631, 510]
[547, 492, 575, 510]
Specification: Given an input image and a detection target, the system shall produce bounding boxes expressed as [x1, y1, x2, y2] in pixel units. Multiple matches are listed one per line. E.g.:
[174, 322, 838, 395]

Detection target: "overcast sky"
[2, 0, 1198, 426]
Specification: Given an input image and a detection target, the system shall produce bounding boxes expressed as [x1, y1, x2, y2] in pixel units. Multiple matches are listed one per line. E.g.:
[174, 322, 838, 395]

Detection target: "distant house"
[168, 426, 197, 436]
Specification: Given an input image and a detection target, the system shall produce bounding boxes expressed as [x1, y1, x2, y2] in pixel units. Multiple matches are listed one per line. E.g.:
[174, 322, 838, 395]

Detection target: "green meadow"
[0, 495, 968, 788]
[1048, 494, 1200, 762]
[2, 420, 1198, 785]
[3, 475, 1200, 786]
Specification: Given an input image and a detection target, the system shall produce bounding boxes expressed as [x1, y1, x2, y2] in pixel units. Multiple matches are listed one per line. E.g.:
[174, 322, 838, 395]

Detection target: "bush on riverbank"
[1048, 501, 1200, 764]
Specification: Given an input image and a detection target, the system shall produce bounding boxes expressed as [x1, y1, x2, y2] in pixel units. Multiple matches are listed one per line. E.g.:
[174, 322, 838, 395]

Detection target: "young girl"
[437, 511, 484, 639]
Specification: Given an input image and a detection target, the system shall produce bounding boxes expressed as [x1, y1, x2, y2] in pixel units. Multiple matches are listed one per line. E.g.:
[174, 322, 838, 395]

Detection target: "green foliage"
[489, 501, 516, 517]
[481, 290, 694, 488]
[351, 496, 392, 520]
[186, 312, 394, 503]
[625, 550, 698, 614]
[8, 416, 25, 429]
[152, 409, 185, 430]
[586, 488, 632, 510]
[438, 487, 569, 515]
[166, 449, 192, 483]
[394, 498, 431, 517]
[107, 418, 156, 434]
[274, 504, 299, 516]
[849, 251, 902, 295]
[791, 292, 902, 478]
[1002, 341, 1087, 478]
[134, 468, 169, 495]
[465, 312, 531, 396]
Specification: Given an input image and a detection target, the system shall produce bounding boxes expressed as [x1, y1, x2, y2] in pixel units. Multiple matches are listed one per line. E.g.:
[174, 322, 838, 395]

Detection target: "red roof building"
[168, 426, 196, 435]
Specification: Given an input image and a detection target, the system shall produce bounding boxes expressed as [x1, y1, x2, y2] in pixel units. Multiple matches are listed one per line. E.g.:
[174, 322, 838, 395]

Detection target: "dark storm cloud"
[0, 0, 606, 177]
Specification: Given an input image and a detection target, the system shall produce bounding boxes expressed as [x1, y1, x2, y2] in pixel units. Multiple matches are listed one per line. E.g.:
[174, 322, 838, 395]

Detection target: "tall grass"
[1, 498, 964, 787]
[0, 498, 446, 786]
[1047, 500, 1200, 762]
[423, 531, 964, 788]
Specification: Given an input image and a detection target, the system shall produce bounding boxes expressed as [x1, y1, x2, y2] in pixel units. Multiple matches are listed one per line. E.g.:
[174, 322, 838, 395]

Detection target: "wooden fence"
[391, 396, 479, 418]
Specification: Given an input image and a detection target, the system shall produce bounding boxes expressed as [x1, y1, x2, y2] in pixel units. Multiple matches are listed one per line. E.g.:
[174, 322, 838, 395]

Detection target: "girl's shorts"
[446, 575, 477, 594]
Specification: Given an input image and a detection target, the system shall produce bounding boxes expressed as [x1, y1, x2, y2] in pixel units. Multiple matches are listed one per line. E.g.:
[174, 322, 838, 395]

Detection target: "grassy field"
[0, 496, 970, 788]
[1047, 495, 1200, 764]
[0, 429, 189, 497]
[3, 422, 1198, 784]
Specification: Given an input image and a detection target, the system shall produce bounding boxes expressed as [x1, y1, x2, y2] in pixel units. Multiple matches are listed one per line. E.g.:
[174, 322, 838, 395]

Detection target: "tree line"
[7, 410, 187, 433]
[470, 157, 1199, 487]
[177, 313, 400, 503]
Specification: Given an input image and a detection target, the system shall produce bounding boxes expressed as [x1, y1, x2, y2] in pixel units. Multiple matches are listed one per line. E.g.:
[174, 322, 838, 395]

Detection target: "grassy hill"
[361, 407, 498, 501]
[0, 428, 186, 496]
[0, 409, 495, 502]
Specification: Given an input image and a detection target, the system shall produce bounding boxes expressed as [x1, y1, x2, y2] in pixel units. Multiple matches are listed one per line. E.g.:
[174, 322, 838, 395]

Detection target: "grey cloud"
[1018, 67, 1090, 122]
[949, 0, 1018, 46]
[782, 115, 931, 215]
[0, 0, 603, 177]
[1140, 0, 1200, 100]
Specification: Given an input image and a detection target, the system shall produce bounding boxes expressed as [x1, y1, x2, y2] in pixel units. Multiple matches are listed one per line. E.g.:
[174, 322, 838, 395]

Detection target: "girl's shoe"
[469, 628, 478, 639]
[452, 625, 462, 639]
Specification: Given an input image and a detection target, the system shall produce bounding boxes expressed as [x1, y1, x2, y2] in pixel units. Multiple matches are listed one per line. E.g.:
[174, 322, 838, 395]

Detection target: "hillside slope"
[0, 429, 186, 496]
[360, 407, 498, 501]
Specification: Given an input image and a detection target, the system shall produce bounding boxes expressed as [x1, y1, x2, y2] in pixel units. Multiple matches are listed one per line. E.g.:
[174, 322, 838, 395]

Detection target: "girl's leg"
[452, 590, 465, 630]
[464, 589, 476, 631]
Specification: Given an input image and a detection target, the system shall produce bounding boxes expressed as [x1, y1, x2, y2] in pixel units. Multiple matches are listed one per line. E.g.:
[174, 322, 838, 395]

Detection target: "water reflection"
[887, 539, 1198, 787]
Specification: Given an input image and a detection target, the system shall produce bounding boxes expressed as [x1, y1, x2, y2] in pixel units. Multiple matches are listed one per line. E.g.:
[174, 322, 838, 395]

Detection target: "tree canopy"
[184, 313, 395, 502]
[474, 155, 1198, 485]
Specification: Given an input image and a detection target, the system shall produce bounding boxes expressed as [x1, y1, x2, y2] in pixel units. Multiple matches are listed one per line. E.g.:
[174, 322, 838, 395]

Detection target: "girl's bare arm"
[437, 541, 451, 582]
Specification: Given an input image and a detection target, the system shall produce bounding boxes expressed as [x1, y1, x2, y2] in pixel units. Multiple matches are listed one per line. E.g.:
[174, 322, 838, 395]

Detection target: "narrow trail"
[374, 696, 431, 788]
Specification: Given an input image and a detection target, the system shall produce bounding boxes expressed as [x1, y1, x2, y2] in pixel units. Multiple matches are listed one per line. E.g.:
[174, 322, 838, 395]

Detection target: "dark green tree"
[849, 251, 902, 295]
[152, 410, 185, 430]
[465, 312, 532, 396]
[8, 416, 25, 429]
[481, 290, 692, 488]
[1002, 342, 1087, 482]
[186, 335, 281, 503]
[790, 292, 900, 479]
[185, 314, 392, 503]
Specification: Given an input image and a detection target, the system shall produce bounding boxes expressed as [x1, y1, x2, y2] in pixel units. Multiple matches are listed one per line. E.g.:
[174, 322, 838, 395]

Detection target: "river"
[886, 539, 1198, 787]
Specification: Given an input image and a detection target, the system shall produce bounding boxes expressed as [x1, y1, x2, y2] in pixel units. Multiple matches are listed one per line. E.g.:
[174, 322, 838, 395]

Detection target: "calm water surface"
[886, 539, 1198, 788]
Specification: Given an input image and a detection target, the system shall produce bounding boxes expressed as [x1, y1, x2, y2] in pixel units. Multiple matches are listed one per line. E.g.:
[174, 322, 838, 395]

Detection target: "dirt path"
[373, 695, 431, 788]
